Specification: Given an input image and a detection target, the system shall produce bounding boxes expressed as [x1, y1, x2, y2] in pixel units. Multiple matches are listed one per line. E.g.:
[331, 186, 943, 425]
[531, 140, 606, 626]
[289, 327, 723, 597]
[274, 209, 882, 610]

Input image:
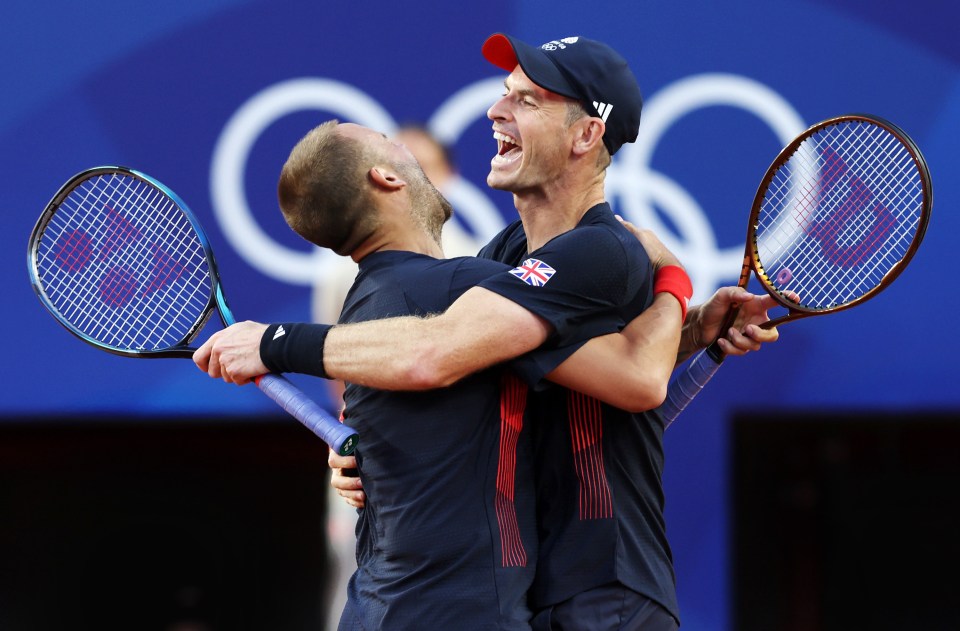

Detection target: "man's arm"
[538, 222, 684, 412]
[545, 293, 681, 412]
[546, 287, 781, 412]
[540, 222, 779, 412]
[194, 286, 552, 389]
[324, 286, 550, 388]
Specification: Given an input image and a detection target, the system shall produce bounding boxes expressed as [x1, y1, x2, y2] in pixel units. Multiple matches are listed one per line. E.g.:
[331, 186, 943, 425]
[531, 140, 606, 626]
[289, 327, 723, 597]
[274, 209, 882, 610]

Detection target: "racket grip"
[659, 347, 723, 428]
[255, 373, 358, 456]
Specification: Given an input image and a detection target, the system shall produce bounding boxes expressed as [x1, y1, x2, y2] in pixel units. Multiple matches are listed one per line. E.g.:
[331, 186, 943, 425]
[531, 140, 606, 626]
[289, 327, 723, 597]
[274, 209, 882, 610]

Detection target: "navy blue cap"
[482, 33, 643, 156]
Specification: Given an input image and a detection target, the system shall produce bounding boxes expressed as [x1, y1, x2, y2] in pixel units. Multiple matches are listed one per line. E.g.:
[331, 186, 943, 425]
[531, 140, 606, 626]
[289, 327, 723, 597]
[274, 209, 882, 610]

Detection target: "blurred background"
[2, 1, 958, 629]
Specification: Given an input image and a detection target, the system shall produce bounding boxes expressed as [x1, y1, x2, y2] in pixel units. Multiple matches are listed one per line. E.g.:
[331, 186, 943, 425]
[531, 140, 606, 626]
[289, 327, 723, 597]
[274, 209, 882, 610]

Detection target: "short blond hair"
[277, 120, 380, 255]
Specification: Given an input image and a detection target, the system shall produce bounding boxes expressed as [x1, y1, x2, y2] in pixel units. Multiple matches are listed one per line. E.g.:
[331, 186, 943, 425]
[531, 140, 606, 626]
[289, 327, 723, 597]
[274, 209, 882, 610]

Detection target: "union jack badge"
[509, 258, 556, 287]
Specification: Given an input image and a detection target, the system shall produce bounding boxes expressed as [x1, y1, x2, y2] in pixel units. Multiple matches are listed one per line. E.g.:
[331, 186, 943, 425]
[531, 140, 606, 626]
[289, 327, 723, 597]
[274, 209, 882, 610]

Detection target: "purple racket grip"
[659, 349, 723, 428]
[255, 373, 358, 455]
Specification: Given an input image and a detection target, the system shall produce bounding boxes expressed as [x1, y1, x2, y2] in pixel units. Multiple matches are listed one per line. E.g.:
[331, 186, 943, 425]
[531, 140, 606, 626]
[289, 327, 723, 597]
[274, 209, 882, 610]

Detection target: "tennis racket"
[27, 166, 358, 455]
[660, 114, 932, 426]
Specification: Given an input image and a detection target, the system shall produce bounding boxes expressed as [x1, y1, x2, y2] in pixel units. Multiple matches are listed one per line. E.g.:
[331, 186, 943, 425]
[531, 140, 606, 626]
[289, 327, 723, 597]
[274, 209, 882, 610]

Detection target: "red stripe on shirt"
[567, 390, 613, 519]
[496, 373, 528, 567]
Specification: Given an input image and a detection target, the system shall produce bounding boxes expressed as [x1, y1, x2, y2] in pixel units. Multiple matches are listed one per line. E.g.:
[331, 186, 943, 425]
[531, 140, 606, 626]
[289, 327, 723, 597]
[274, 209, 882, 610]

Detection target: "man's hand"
[682, 287, 780, 360]
[329, 450, 366, 509]
[616, 215, 682, 270]
[192, 320, 270, 385]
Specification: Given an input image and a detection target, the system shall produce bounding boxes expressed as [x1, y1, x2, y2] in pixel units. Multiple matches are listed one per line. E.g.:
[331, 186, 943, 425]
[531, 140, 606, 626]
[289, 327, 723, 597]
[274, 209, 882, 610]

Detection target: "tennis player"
[266, 119, 541, 629]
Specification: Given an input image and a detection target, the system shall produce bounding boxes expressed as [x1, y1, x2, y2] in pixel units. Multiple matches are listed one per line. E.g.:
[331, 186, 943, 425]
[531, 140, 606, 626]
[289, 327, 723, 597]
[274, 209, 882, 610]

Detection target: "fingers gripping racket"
[27, 166, 358, 455]
[660, 114, 932, 426]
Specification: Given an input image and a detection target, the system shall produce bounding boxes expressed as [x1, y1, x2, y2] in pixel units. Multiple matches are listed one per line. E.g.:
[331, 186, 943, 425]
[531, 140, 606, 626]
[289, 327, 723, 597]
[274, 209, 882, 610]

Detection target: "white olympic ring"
[210, 73, 807, 303]
[614, 73, 806, 301]
[210, 78, 395, 285]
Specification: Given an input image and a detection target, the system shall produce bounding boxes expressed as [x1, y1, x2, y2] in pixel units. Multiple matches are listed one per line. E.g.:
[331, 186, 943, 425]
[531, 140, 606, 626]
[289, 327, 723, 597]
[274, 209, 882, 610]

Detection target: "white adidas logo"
[273, 325, 286, 340]
[593, 101, 613, 123]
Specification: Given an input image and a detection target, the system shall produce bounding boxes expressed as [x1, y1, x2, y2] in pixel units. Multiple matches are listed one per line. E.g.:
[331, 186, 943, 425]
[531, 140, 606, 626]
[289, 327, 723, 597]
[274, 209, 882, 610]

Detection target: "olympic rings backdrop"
[3, 1, 957, 628]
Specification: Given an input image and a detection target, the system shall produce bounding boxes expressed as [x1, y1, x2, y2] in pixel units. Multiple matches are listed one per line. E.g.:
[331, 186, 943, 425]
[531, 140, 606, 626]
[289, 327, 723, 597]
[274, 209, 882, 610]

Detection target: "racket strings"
[754, 120, 924, 310]
[34, 172, 212, 351]
[87, 174, 211, 348]
[105, 177, 211, 345]
[46, 182, 208, 350]
[41, 177, 157, 346]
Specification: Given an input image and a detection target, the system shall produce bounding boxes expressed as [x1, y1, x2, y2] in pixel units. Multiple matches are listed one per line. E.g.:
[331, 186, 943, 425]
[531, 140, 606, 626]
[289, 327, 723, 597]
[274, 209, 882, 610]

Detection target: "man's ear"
[369, 166, 407, 191]
[571, 117, 606, 157]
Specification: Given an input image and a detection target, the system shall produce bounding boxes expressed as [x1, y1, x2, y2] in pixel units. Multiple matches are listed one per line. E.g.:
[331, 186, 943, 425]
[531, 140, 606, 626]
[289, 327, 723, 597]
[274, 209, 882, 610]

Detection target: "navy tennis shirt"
[337, 250, 538, 631]
[477, 203, 681, 624]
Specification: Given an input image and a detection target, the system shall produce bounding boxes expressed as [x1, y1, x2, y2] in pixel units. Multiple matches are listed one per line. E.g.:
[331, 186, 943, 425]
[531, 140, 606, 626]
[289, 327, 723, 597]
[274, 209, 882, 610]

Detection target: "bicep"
[546, 294, 682, 412]
[324, 287, 551, 390]
[438, 287, 552, 372]
[545, 335, 662, 412]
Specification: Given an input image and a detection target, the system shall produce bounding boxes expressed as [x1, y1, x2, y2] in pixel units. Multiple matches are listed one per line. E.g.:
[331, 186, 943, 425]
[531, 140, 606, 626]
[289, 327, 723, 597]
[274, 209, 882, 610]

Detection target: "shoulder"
[536, 224, 631, 271]
[555, 206, 650, 269]
[397, 256, 510, 306]
[446, 255, 510, 281]
[478, 220, 527, 264]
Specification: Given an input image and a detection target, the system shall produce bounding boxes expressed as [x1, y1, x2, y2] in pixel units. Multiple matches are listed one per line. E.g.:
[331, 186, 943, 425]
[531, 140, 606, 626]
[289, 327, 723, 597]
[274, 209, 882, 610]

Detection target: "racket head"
[747, 114, 931, 324]
[27, 166, 232, 358]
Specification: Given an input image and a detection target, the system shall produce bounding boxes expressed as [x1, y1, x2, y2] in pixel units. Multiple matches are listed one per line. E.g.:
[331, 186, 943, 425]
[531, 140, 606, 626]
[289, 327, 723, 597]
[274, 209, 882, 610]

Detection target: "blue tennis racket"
[27, 166, 358, 455]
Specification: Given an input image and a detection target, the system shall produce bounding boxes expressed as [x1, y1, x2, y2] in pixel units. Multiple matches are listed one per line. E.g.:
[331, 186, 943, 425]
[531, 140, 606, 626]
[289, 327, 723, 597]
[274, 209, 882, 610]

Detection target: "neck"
[350, 225, 444, 263]
[514, 177, 606, 252]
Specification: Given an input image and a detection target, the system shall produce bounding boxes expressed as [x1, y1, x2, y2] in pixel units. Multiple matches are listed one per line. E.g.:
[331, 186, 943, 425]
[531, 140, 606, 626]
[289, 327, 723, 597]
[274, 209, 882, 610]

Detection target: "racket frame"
[742, 113, 932, 329]
[27, 166, 358, 455]
[28, 166, 230, 359]
[683, 113, 931, 417]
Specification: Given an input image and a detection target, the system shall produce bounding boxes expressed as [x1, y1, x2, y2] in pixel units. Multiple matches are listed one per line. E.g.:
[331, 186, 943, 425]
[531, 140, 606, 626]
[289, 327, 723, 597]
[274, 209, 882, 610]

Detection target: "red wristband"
[654, 265, 693, 322]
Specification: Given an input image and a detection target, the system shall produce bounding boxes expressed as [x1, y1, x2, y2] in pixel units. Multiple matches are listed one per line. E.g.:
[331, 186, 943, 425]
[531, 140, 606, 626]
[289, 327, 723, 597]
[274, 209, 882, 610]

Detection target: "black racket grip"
[255, 373, 358, 455]
[658, 345, 724, 427]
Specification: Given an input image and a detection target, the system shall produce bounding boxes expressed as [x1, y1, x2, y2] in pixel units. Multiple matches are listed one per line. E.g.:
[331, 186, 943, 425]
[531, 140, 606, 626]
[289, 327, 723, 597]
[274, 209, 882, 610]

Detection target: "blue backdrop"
[4, 1, 958, 628]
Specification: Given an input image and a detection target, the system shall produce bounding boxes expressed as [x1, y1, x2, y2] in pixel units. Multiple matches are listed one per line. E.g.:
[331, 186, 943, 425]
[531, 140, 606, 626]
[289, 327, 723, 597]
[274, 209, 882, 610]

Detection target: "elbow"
[648, 381, 669, 411]
[617, 375, 669, 414]
[402, 344, 463, 390]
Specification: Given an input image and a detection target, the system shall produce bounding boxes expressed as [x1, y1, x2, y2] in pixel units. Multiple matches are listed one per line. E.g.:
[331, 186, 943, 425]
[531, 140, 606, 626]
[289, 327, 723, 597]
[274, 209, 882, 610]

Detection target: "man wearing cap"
[475, 33, 685, 630]
[198, 32, 778, 630]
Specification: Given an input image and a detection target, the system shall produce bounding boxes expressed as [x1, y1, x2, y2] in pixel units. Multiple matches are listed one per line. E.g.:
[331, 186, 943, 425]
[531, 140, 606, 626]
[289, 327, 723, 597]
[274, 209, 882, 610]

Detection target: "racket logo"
[50, 201, 190, 310]
[52, 229, 94, 273]
[142, 244, 187, 295]
[98, 267, 138, 308]
[99, 205, 144, 262]
[804, 148, 898, 269]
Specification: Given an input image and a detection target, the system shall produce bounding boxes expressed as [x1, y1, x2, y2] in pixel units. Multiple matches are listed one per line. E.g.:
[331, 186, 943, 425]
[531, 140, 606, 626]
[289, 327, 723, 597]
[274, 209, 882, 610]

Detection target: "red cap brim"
[481, 33, 518, 73]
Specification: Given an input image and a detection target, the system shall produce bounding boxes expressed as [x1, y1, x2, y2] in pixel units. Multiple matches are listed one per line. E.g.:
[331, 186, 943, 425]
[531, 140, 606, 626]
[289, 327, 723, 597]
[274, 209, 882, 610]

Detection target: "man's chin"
[486, 172, 513, 191]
